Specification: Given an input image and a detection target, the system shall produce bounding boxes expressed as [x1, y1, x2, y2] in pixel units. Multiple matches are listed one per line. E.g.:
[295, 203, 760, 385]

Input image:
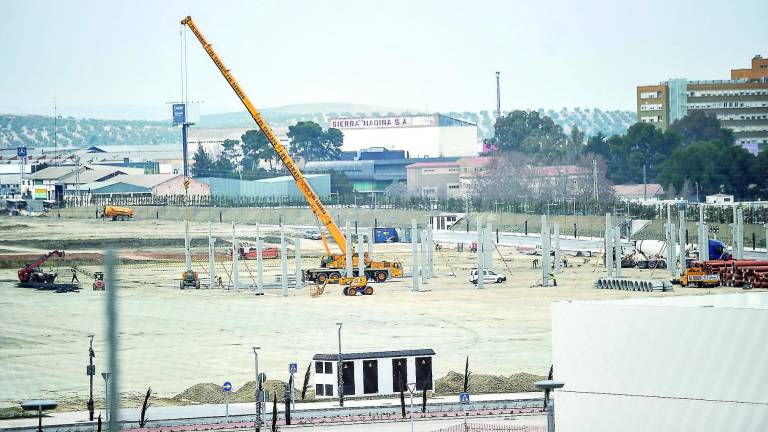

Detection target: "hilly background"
[0, 103, 636, 148]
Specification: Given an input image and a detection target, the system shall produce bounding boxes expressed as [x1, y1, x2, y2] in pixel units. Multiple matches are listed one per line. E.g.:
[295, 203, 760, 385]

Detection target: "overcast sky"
[1, 0, 766, 118]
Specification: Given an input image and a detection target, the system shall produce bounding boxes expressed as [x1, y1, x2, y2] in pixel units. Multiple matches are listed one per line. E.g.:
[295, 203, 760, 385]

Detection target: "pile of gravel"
[173, 383, 226, 404]
[435, 371, 544, 394]
[174, 379, 318, 405]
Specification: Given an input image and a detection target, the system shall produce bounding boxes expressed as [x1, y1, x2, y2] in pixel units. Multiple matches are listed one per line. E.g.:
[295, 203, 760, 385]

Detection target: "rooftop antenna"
[495, 71, 501, 119]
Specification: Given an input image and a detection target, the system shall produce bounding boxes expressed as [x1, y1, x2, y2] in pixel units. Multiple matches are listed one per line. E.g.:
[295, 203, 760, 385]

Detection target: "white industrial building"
[551, 293, 768, 432]
[327, 114, 478, 158]
[313, 349, 435, 398]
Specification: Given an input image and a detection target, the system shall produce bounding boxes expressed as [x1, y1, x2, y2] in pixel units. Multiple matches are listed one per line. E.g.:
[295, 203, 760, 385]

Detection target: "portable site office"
[313, 349, 435, 398]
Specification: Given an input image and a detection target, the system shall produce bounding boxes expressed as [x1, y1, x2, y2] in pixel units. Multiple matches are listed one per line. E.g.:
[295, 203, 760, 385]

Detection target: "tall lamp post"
[87, 335, 95, 420]
[535, 380, 565, 432]
[336, 322, 344, 407]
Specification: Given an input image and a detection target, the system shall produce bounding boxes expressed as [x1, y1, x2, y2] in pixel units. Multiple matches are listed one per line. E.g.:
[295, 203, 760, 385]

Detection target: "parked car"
[303, 229, 322, 240]
[470, 269, 507, 284]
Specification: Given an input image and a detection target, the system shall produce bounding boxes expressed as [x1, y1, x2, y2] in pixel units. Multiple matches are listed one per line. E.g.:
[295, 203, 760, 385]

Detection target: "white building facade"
[313, 349, 435, 399]
[551, 293, 768, 432]
[328, 114, 478, 158]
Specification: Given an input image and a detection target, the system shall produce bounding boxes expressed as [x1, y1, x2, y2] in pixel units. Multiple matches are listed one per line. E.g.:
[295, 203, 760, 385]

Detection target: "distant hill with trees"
[1, 104, 635, 149]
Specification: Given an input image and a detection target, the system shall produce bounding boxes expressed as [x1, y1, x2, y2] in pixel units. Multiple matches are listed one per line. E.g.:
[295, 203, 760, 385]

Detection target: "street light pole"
[336, 322, 344, 407]
[535, 380, 565, 432]
[253, 347, 260, 432]
[87, 335, 95, 421]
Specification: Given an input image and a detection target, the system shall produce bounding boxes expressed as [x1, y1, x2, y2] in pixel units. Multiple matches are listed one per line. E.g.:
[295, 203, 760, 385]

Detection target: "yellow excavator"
[181, 17, 403, 284]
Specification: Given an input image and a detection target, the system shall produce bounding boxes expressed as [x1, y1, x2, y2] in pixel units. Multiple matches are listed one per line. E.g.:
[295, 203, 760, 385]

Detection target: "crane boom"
[181, 16, 347, 252]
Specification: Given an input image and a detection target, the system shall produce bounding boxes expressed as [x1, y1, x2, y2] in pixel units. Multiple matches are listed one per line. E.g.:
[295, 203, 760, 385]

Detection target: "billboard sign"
[329, 115, 436, 130]
[172, 103, 186, 125]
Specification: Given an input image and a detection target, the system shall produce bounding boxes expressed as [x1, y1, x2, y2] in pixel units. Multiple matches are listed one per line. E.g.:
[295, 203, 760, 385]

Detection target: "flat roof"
[313, 349, 435, 361]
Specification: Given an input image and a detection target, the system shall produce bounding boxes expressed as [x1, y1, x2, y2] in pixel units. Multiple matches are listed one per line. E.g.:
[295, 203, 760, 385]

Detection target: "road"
[0, 393, 543, 432]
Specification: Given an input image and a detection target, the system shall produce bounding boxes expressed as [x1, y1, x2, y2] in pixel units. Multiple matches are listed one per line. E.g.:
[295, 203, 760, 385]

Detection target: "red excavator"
[17, 250, 74, 290]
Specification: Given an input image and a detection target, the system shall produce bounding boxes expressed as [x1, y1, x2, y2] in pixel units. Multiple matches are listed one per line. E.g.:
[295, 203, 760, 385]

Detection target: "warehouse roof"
[85, 174, 177, 190]
[313, 349, 435, 361]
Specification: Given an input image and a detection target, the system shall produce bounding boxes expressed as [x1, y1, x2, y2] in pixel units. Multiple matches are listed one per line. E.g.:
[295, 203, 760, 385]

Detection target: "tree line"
[482, 110, 768, 201]
[191, 121, 342, 179]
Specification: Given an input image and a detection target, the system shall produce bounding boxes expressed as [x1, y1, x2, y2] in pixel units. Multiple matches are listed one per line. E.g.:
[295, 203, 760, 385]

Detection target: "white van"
[469, 269, 507, 284]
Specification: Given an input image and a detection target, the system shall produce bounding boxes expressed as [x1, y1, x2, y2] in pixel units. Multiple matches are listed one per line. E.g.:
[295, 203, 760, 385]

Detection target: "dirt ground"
[0, 216, 744, 407]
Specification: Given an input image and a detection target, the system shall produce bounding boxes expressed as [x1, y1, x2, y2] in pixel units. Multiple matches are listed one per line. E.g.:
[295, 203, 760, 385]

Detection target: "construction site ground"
[0, 216, 749, 408]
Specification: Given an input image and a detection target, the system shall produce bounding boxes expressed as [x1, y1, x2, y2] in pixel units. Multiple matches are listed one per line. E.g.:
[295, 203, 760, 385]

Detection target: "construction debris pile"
[701, 260, 768, 288]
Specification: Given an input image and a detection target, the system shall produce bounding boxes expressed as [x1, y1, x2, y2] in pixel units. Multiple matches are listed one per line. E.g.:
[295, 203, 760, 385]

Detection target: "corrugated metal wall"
[198, 174, 330, 199]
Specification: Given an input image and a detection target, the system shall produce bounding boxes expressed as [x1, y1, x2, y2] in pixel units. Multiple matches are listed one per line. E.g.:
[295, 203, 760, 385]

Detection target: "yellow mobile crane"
[181, 16, 402, 284]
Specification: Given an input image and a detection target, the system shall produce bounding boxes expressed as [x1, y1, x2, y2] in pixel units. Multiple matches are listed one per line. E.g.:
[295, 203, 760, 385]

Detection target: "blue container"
[374, 227, 400, 243]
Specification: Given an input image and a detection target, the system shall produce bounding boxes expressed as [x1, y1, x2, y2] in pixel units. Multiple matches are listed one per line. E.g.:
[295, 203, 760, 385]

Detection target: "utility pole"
[495, 71, 501, 120]
[643, 164, 647, 201]
[592, 159, 598, 201]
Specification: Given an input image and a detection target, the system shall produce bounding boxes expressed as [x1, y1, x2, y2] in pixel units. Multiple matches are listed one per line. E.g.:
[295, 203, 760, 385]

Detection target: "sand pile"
[435, 371, 544, 394]
[173, 383, 226, 404]
[175, 380, 317, 404]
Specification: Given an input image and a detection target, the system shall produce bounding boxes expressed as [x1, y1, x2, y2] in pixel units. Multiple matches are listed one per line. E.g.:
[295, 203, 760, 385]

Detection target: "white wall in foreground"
[551, 294, 768, 432]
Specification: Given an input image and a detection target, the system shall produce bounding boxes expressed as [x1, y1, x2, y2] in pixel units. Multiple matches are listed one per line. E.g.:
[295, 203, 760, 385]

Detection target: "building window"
[324, 362, 333, 374]
[316, 384, 324, 396]
[325, 384, 333, 396]
[315, 362, 323, 374]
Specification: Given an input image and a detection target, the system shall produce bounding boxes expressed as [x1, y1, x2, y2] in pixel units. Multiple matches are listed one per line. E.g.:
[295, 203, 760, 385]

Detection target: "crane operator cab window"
[320, 256, 328, 268]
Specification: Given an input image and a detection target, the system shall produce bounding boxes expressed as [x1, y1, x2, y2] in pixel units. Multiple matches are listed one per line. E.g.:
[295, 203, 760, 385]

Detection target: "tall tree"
[604, 123, 681, 184]
[657, 139, 757, 199]
[241, 129, 274, 171]
[488, 110, 567, 161]
[191, 147, 215, 178]
[584, 132, 609, 157]
[213, 157, 237, 179]
[222, 139, 239, 157]
[288, 121, 343, 161]
[670, 110, 734, 146]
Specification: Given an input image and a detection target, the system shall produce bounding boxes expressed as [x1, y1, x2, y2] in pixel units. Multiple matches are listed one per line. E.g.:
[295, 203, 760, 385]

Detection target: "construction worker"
[532, 258, 539, 269]
[549, 272, 557, 286]
[70, 269, 79, 283]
